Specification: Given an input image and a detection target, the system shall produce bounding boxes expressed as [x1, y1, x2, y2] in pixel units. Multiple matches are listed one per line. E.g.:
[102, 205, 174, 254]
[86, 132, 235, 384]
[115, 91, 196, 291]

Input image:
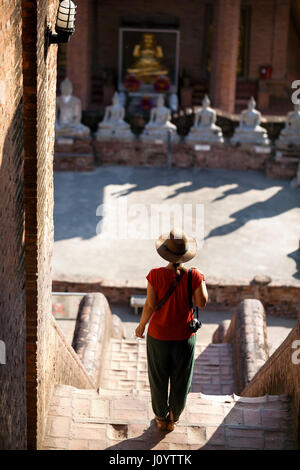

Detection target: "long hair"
[173, 262, 181, 276]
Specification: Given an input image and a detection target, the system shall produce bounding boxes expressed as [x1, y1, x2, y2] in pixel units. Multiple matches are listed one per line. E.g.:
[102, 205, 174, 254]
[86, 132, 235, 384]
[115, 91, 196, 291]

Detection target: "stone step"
[101, 338, 235, 395]
[42, 384, 297, 450]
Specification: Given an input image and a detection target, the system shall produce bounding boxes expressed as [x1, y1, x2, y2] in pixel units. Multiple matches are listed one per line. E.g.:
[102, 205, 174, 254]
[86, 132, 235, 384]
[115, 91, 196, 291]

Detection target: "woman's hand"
[135, 323, 145, 338]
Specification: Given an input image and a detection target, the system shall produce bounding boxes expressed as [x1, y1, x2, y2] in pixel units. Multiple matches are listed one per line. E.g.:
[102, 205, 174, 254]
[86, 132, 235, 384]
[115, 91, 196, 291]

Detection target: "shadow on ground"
[205, 187, 300, 240]
[287, 248, 300, 280]
[54, 166, 298, 242]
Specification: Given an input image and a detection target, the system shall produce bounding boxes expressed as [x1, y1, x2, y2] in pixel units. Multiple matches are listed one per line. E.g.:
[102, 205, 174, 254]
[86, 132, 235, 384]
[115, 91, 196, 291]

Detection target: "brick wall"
[52, 278, 300, 319]
[242, 319, 300, 444]
[0, 0, 26, 450]
[22, 0, 58, 450]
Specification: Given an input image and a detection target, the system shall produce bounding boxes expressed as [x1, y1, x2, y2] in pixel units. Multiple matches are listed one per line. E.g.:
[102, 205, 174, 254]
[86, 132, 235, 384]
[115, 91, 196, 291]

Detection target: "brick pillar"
[22, 0, 58, 449]
[66, 0, 91, 110]
[271, 0, 290, 80]
[210, 0, 241, 113]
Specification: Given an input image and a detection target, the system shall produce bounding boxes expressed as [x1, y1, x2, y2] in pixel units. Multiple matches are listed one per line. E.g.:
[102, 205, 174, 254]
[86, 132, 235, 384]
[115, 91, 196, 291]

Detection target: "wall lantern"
[48, 0, 77, 44]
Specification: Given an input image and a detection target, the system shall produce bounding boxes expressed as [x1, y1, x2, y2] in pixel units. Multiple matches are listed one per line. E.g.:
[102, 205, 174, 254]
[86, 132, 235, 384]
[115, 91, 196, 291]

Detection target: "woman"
[135, 229, 208, 432]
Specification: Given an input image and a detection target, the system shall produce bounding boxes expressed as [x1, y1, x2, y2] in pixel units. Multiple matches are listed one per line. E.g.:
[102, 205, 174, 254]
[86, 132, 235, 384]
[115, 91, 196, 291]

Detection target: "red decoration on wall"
[259, 65, 272, 80]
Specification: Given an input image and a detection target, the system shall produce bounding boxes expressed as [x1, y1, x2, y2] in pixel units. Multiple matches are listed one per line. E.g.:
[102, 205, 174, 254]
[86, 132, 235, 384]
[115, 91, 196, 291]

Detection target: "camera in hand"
[189, 316, 202, 333]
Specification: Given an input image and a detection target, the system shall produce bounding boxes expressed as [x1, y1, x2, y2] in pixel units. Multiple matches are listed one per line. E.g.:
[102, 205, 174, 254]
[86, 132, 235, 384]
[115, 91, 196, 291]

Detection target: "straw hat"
[156, 229, 197, 263]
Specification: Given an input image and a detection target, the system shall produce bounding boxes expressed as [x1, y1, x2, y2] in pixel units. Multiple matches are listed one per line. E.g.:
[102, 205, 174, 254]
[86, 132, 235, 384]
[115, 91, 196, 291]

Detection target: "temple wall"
[64, 0, 299, 112]
[287, 11, 300, 85]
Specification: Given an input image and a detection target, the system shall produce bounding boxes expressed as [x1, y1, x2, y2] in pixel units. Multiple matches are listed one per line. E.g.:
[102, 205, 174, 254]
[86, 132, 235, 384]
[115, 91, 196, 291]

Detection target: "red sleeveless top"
[146, 267, 204, 341]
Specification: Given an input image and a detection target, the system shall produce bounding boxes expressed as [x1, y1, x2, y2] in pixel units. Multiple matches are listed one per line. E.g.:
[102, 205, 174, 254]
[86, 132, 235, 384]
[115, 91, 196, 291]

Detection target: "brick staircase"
[42, 337, 297, 450]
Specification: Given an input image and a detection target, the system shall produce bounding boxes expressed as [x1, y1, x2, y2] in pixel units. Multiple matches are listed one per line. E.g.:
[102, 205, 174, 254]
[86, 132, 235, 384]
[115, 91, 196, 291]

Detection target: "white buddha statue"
[231, 97, 270, 146]
[186, 95, 224, 144]
[276, 103, 300, 150]
[96, 92, 134, 141]
[140, 94, 178, 142]
[55, 77, 90, 139]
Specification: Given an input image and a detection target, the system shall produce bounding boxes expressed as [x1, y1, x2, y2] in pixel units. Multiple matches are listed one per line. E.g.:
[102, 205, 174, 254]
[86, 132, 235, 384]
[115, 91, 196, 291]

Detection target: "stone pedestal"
[170, 142, 271, 171]
[265, 154, 299, 180]
[139, 128, 179, 144]
[93, 140, 168, 166]
[90, 137, 300, 181]
[54, 137, 94, 171]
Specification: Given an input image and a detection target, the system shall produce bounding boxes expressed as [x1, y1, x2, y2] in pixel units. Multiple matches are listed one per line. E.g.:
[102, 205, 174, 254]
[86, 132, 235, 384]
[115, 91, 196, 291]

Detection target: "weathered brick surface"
[242, 320, 300, 445]
[54, 138, 95, 171]
[0, 0, 26, 451]
[54, 138, 93, 154]
[265, 158, 299, 180]
[54, 154, 94, 172]
[41, 383, 297, 449]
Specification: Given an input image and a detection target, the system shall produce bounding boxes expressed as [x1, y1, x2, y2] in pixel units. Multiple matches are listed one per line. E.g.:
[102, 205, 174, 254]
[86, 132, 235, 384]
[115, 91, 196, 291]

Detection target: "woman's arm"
[135, 282, 157, 338]
[193, 280, 208, 308]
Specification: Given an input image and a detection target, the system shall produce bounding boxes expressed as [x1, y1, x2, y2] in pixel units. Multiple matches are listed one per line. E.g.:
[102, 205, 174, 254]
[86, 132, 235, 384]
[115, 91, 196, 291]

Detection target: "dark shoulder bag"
[188, 268, 202, 332]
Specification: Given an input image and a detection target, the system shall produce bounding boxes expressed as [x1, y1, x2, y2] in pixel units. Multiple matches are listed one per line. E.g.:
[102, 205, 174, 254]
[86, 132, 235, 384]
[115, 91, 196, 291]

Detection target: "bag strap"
[154, 268, 186, 311]
[188, 268, 199, 319]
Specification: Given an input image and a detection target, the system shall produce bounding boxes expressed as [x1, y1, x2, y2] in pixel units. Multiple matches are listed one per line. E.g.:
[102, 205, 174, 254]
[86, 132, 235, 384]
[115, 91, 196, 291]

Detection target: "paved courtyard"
[53, 166, 300, 285]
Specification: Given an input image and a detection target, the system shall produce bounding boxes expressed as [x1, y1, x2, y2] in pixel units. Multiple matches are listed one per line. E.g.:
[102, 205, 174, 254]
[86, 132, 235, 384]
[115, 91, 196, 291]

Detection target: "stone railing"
[49, 315, 95, 390]
[40, 313, 95, 448]
[241, 319, 300, 445]
[72, 293, 124, 386]
[212, 298, 269, 394]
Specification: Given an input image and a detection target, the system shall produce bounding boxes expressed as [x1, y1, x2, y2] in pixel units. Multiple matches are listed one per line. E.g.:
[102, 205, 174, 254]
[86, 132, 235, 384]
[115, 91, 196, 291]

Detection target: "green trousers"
[146, 333, 196, 422]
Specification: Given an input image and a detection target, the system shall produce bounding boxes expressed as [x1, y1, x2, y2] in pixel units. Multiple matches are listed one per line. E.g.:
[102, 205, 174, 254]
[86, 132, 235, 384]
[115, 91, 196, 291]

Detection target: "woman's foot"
[167, 410, 178, 432]
[155, 416, 167, 431]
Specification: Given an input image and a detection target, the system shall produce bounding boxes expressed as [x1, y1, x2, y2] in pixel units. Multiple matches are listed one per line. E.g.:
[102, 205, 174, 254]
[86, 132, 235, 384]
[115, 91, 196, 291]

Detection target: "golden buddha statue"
[127, 33, 169, 84]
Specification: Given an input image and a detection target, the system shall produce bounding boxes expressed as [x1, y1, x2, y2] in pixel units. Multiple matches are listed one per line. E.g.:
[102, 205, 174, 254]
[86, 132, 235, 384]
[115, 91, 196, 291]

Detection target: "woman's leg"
[168, 334, 196, 422]
[146, 334, 171, 420]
